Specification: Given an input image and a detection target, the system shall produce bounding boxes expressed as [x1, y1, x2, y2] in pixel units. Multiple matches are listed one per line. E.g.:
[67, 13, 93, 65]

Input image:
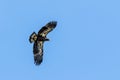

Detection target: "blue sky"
[0, 0, 120, 80]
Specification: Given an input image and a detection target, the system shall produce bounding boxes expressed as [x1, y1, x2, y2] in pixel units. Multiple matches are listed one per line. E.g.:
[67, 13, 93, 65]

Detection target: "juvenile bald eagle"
[29, 21, 57, 65]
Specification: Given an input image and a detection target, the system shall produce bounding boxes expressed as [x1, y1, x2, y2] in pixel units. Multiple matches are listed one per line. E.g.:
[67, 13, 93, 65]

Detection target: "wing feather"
[29, 32, 37, 43]
[38, 21, 57, 37]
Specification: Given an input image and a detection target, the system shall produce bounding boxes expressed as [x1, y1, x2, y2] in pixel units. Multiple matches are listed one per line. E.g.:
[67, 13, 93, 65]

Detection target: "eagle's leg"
[37, 36, 49, 41]
[29, 32, 37, 43]
[44, 38, 49, 41]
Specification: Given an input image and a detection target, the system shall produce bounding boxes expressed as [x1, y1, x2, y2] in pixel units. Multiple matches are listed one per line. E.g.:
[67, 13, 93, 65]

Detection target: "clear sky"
[0, 0, 120, 80]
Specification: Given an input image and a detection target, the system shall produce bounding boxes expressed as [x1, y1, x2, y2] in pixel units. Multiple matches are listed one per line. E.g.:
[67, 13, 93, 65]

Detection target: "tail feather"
[34, 54, 43, 65]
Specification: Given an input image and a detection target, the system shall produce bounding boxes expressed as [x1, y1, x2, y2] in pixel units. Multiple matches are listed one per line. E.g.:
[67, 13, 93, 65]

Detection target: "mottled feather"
[38, 21, 57, 37]
[29, 21, 57, 65]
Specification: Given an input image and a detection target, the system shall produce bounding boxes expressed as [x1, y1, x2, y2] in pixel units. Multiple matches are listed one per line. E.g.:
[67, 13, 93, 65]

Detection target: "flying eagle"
[29, 21, 57, 65]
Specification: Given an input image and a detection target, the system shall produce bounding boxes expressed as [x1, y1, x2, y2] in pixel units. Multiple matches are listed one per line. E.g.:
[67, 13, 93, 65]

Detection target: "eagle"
[29, 21, 57, 65]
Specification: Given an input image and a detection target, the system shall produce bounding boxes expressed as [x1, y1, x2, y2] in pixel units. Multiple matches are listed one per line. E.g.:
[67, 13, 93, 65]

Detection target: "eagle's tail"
[34, 54, 43, 65]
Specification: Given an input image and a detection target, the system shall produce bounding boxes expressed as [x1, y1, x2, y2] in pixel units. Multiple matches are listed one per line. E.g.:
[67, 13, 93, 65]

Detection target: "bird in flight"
[29, 21, 57, 65]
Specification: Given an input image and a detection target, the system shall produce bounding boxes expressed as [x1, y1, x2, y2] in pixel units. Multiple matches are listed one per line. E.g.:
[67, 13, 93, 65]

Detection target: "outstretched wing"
[38, 21, 57, 37]
[33, 41, 43, 65]
[29, 32, 37, 43]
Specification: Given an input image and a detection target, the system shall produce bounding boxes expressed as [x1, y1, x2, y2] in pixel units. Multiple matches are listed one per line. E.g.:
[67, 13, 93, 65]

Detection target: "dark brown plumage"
[29, 21, 57, 65]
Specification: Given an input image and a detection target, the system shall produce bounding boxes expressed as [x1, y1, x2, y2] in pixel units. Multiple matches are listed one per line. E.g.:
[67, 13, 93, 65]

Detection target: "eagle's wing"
[33, 41, 43, 65]
[38, 21, 57, 37]
[29, 32, 37, 43]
